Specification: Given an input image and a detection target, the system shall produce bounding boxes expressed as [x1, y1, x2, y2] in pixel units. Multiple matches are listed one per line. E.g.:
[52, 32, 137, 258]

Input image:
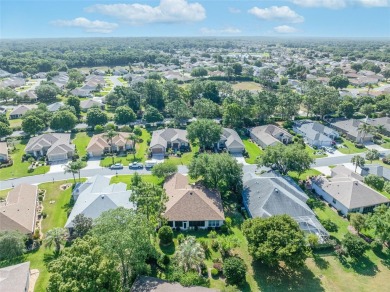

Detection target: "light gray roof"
[131, 276, 216, 292]
[9, 104, 37, 116]
[80, 99, 103, 109]
[25, 133, 74, 154]
[221, 128, 244, 148]
[364, 117, 390, 132]
[296, 122, 334, 143]
[150, 128, 188, 149]
[0, 262, 30, 292]
[250, 125, 292, 147]
[47, 102, 64, 112]
[243, 171, 328, 238]
[361, 164, 390, 181]
[331, 119, 374, 140]
[65, 175, 134, 228]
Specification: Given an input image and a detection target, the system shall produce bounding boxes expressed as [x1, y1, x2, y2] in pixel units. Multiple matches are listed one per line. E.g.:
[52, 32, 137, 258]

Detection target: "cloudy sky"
[1, 0, 389, 38]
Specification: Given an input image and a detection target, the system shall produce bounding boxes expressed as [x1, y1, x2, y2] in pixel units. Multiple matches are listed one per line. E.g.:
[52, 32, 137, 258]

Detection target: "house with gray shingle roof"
[216, 128, 244, 153]
[249, 125, 292, 149]
[361, 164, 390, 181]
[25, 133, 74, 162]
[65, 175, 134, 230]
[163, 173, 224, 230]
[243, 171, 328, 242]
[0, 262, 30, 292]
[294, 121, 338, 147]
[150, 128, 189, 154]
[131, 276, 216, 292]
[47, 101, 64, 112]
[9, 104, 37, 119]
[311, 165, 390, 215]
[331, 119, 374, 142]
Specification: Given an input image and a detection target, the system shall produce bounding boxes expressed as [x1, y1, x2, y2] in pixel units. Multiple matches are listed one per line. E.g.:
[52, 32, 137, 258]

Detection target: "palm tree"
[64, 161, 80, 183]
[351, 155, 365, 172]
[44, 228, 68, 254]
[104, 129, 117, 164]
[366, 84, 374, 94]
[175, 236, 205, 274]
[358, 123, 373, 143]
[128, 132, 141, 160]
[375, 124, 385, 136]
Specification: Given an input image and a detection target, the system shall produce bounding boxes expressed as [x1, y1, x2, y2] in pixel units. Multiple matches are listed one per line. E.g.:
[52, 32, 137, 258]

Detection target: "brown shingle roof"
[163, 174, 224, 221]
[86, 132, 132, 152]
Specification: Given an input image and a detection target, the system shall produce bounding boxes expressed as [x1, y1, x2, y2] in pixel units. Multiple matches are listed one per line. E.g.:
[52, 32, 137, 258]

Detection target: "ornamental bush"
[158, 226, 173, 245]
[223, 257, 246, 285]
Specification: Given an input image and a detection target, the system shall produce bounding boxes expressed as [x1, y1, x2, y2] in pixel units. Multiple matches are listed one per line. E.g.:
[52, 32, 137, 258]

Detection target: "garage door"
[229, 147, 244, 153]
[48, 153, 67, 162]
[152, 148, 163, 154]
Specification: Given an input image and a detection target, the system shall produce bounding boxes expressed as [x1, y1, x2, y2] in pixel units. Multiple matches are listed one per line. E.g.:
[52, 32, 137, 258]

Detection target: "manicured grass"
[110, 174, 163, 189]
[72, 132, 92, 157]
[288, 168, 321, 182]
[165, 144, 200, 166]
[0, 140, 49, 180]
[232, 81, 263, 91]
[337, 138, 367, 154]
[313, 204, 349, 241]
[6, 110, 22, 128]
[100, 129, 151, 167]
[305, 144, 327, 159]
[242, 138, 263, 164]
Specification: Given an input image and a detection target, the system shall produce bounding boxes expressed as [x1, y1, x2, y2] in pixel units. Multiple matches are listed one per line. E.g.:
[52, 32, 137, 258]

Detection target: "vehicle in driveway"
[110, 163, 123, 169]
[144, 160, 158, 168]
[129, 162, 143, 169]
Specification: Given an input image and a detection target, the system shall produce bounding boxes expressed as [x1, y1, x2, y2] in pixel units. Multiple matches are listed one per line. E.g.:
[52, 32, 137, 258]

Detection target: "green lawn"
[0, 140, 49, 180]
[337, 138, 367, 154]
[288, 168, 321, 182]
[165, 144, 199, 166]
[305, 144, 327, 159]
[72, 132, 92, 157]
[0, 188, 11, 200]
[313, 204, 349, 241]
[100, 129, 151, 167]
[110, 174, 163, 189]
[6, 111, 22, 128]
[242, 138, 263, 164]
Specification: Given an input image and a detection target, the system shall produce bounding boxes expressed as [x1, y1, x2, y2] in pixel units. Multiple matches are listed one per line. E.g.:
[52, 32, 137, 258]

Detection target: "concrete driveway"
[48, 163, 66, 174]
[365, 142, 387, 152]
[231, 153, 248, 165]
[85, 158, 102, 170]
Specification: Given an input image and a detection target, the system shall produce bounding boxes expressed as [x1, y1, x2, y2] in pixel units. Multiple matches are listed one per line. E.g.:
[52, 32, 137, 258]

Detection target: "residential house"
[163, 173, 225, 230]
[87, 132, 133, 157]
[131, 276, 217, 292]
[249, 125, 292, 149]
[70, 88, 92, 97]
[243, 172, 329, 242]
[294, 121, 338, 147]
[65, 175, 134, 230]
[0, 184, 38, 234]
[0, 77, 25, 89]
[9, 104, 37, 119]
[216, 128, 245, 153]
[311, 165, 390, 215]
[80, 99, 105, 111]
[25, 133, 75, 162]
[150, 128, 189, 154]
[0, 262, 31, 292]
[361, 164, 390, 181]
[0, 142, 9, 161]
[364, 117, 390, 137]
[18, 90, 38, 102]
[331, 119, 374, 142]
[47, 101, 64, 112]
[51, 72, 69, 89]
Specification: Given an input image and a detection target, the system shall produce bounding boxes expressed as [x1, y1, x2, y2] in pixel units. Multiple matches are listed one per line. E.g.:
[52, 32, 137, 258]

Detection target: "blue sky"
[0, 0, 389, 38]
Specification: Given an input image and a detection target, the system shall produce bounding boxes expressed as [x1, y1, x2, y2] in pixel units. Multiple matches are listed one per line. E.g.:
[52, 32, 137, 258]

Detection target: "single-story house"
[51, 72, 69, 89]
[87, 132, 133, 157]
[0, 184, 38, 234]
[9, 104, 37, 119]
[0, 142, 9, 161]
[163, 173, 225, 230]
[65, 175, 134, 230]
[249, 125, 293, 149]
[131, 276, 217, 292]
[331, 119, 373, 142]
[294, 121, 338, 147]
[0, 77, 25, 89]
[0, 262, 31, 292]
[70, 88, 92, 97]
[243, 171, 329, 241]
[364, 117, 390, 137]
[150, 128, 189, 154]
[216, 128, 245, 153]
[311, 165, 390, 215]
[25, 133, 75, 162]
[47, 101, 64, 112]
[80, 99, 105, 111]
[18, 90, 38, 102]
[361, 164, 390, 181]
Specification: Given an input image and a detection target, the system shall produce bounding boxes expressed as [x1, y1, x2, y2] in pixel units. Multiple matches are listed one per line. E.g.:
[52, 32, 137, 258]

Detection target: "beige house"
[86, 132, 133, 157]
[249, 125, 292, 149]
[163, 173, 225, 230]
[0, 142, 8, 162]
[0, 184, 38, 234]
[150, 128, 189, 154]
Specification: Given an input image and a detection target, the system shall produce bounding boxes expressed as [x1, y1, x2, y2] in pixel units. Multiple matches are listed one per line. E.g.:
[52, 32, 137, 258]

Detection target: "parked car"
[110, 163, 123, 169]
[129, 162, 143, 169]
[144, 160, 158, 168]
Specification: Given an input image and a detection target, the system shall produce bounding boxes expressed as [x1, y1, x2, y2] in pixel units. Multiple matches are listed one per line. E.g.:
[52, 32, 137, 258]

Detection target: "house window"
[189, 221, 205, 227]
[350, 208, 360, 213]
[175, 221, 182, 228]
[208, 220, 220, 227]
[168, 221, 173, 227]
[332, 198, 337, 204]
[362, 205, 376, 214]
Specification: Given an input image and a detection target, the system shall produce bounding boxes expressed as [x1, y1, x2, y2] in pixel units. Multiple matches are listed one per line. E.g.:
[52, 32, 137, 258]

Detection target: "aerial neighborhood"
[0, 36, 390, 292]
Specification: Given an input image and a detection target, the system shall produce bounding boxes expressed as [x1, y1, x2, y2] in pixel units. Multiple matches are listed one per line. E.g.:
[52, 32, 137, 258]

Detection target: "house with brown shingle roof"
[163, 173, 224, 230]
[0, 184, 38, 234]
[86, 132, 133, 157]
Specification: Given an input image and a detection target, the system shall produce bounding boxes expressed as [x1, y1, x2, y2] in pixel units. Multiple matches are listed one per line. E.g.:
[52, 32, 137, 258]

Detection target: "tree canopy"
[187, 119, 222, 151]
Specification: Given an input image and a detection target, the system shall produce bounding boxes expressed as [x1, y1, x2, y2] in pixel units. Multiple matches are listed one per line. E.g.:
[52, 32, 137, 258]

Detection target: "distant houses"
[9, 104, 37, 119]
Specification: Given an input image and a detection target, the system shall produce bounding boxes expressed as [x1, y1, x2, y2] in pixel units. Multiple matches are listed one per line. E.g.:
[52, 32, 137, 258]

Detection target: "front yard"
[305, 144, 327, 159]
[242, 138, 263, 164]
[0, 140, 49, 180]
[165, 144, 200, 166]
[72, 132, 92, 157]
[337, 138, 367, 154]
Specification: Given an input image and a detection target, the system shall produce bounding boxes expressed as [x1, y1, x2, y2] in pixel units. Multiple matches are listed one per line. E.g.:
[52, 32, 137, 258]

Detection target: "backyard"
[110, 174, 163, 189]
[0, 140, 49, 180]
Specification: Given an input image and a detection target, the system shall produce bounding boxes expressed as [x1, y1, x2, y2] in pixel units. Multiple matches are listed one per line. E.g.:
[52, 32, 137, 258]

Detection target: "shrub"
[177, 233, 185, 244]
[94, 125, 104, 133]
[223, 257, 246, 285]
[211, 240, 219, 251]
[213, 262, 223, 272]
[159, 254, 170, 266]
[197, 238, 209, 253]
[364, 174, 385, 191]
[320, 219, 338, 232]
[342, 233, 369, 259]
[179, 271, 209, 287]
[158, 226, 173, 245]
[207, 230, 217, 239]
[371, 240, 383, 252]
[211, 268, 219, 277]
[354, 143, 364, 149]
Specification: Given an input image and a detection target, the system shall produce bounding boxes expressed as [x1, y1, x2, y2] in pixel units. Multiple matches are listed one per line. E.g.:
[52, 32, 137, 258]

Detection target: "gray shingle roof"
[221, 128, 244, 148]
[0, 262, 30, 292]
[150, 128, 188, 149]
[250, 125, 292, 147]
[361, 164, 390, 181]
[25, 133, 74, 155]
[131, 276, 216, 292]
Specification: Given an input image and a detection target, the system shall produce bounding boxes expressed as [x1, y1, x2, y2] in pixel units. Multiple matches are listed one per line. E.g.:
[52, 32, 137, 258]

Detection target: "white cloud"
[248, 6, 304, 23]
[228, 7, 241, 14]
[200, 27, 241, 35]
[52, 17, 118, 33]
[356, 0, 389, 7]
[291, 0, 347, 9]
[274, 25, 298, 34]
[86, 0, 206, 25]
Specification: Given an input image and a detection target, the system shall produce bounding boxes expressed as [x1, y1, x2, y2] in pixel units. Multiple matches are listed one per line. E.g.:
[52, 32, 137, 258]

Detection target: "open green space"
[288, 168, 321, 182]
[100, 129, 151, 167]
[0, 140, 49, 180]
[72, 132, 92, 157]
[232, 81, 263, 91]
[337, 138, 367, 154]
[6, 111, 22, 128]
[242, 138, 263, 164]
[165, 144, 200, 166]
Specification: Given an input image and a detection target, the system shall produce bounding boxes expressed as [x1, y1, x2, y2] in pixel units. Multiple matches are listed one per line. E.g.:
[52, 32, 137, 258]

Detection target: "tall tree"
[36, 84, 60, 103]
[358, 123, 373, 143]
[0, 230, 25, 260]
[114, 106, 136, 125]
[351, 155, 365, 172]
[367, 204, 390, 245]
[72, 214, 93, 239]
[187, 119, 222, 151]
[276, 86, 302, 120]
[50, 110, 77, 131]
[193, 98, 220, 119]
[44, 228, 69, 254]
[144, 79, 165, 110]
[223, 102, 244, 128]
[86, 107, 108, 128]
[175, 236, 205, 274]
[66, 96, 81, 116]
[151, 161, 178, 178]
[329, 75, 349, 89]
[143, 105, 164, 123]
[64, 161, 83, 183]
[0, 122, 12, 138]
[342, 233, 369, 259]
[349, 213, 366, 235]
[22, 115, 45, 136]
[165, 99, 192, 125]
[366, 149, 380, 163]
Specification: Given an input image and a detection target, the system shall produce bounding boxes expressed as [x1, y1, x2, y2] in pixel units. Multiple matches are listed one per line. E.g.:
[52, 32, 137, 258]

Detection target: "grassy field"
[110, 174, 163, 189]
[100, 129, 151, 167]
[337, 138, 367, 154]
[232, 82, 263, 91]
[165, 144, 200, 166]
[72, 132, 92, 157]
[0, 140, 49, 180]
[242, 138, 263, 164]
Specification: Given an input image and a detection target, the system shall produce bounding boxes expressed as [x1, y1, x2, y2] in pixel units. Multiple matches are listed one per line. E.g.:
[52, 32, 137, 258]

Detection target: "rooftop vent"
[274, 188, 278, 193]
[101, 194, 105, 199]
